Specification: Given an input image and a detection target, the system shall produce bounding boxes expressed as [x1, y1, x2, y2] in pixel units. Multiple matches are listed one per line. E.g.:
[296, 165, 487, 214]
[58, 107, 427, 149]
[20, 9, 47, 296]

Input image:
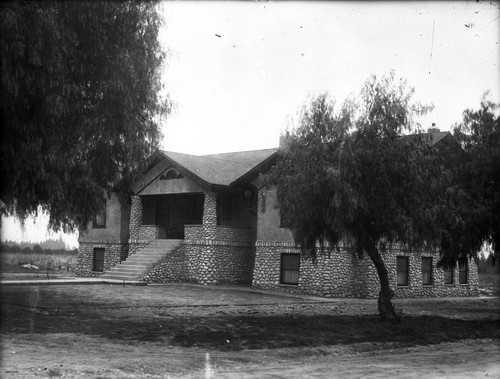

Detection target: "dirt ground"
[1, 283, 499, 378]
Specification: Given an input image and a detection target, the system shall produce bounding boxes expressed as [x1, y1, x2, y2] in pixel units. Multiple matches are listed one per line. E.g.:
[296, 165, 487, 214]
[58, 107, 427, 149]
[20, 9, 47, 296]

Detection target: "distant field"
[0, 250, 77, 273]
[479, 273, 500, 295]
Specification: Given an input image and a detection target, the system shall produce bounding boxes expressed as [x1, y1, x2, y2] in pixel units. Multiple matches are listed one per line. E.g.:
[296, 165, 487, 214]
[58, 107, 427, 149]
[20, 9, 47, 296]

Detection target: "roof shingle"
[161, 148, 278, 186]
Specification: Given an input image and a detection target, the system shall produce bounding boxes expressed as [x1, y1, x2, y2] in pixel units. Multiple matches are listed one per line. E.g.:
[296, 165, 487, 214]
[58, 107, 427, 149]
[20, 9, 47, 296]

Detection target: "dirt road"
[2, 335, 499, 378]
[213, 340, 500, 379]
[1, 284, 499, 378]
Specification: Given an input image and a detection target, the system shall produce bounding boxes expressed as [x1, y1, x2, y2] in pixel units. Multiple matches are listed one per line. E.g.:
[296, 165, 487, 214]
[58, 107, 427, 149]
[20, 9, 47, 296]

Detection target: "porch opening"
[141, 193, 204, 239]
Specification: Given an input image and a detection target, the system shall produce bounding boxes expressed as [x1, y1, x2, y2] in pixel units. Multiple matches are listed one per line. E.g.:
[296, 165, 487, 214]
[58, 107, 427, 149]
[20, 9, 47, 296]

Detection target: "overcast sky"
[2, 0, 499, 246]
[160, 1, 499, 155]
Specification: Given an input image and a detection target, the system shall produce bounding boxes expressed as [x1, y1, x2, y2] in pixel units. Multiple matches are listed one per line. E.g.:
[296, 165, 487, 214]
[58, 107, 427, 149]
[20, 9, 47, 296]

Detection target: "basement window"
[444, 265, 454, 285]
[422, 257, 433, 285]
[397, 256, 409, 286]
[459, 261, 468, 284]
[280, 254, 300, 285]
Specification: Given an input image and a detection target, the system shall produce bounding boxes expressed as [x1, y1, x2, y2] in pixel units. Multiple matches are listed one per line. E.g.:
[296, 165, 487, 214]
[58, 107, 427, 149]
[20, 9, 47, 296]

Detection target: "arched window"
[164, 170, 178, 180]
[160, 169, 183, 180]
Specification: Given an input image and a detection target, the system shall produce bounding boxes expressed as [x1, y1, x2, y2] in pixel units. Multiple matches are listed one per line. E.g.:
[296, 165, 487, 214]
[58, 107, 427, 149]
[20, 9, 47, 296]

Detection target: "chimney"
[279, 131, 290, 148]
[428, 123, 440, 133]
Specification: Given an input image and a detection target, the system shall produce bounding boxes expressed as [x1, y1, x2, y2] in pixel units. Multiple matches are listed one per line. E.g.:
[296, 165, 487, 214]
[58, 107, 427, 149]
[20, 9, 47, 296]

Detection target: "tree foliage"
[0, 1, 169, 231]
[271, 73, 447, 320]
[442, 96, 500, 264]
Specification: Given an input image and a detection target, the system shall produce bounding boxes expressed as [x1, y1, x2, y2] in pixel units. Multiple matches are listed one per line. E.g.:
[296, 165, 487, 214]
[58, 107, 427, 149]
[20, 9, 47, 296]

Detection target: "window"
[93, 201, 106, 228]
[280, 209, 291, 228]
[93, 248, 105, 272]
[422, 257, 432, 285]
[260, 192, 266, 214]
[160, 169, 183, 180]
[281, 254, 300, 285]
[397, 256, 409, 286]
[444, 265, 454, 285]
[459, 261, 468, 284]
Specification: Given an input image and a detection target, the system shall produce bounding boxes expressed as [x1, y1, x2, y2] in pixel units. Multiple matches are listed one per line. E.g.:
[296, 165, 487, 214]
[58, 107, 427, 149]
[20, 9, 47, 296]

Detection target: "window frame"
[422, 257, 433, 285]
[280, 253, 300, 285]
[279, 209, 291, 229]
[459, 261, 468, 284]
[443, 264, 454, 285]
[396, 256, 409, 286]
[93, 248, 105, 272]
[160, 169, 184, 180]
[92, 200, 107, 228]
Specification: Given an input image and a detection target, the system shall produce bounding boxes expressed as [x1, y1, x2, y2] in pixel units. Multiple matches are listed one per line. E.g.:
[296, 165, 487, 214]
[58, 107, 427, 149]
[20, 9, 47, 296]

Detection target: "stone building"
[76, 130, 479, 298]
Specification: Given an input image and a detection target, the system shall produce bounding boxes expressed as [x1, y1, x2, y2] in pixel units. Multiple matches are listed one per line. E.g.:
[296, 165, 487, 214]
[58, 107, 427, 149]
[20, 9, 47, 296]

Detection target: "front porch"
[127, 191, 257, 285]
[129, 191, 257, 244]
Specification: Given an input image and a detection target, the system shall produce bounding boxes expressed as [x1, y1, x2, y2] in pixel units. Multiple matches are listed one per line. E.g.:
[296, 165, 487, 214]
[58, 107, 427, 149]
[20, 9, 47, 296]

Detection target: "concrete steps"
[100, 239, 183, 281]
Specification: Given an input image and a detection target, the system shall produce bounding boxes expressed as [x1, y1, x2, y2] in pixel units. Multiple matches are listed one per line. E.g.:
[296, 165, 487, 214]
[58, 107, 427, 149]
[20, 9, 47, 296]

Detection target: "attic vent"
[160, 169, 183, 180]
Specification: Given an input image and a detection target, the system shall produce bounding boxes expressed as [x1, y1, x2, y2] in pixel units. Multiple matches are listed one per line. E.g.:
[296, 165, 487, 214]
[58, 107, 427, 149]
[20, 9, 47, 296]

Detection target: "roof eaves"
[230, 150, 279, 186]
[159, 151, 212, 190]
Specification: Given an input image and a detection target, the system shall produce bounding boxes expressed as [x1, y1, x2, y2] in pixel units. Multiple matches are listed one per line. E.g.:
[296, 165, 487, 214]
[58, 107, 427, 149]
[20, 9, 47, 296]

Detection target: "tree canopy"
[441, 96, 500, 264]
[0, 1, 169, 231]
[271, 72, 450, 320]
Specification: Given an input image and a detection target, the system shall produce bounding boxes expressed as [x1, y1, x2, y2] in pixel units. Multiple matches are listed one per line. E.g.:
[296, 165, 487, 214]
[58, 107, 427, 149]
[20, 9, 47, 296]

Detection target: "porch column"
[129, 195, 142, 240]
[202, 191, 217, 239]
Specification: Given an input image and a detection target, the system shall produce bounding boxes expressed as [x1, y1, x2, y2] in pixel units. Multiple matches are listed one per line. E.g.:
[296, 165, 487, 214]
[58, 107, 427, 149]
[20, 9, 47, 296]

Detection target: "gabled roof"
[159, 148, 278, 187]
[427, 131, 451, 146]
[402, 130, 452, 147]
[134, 130, 452, 194]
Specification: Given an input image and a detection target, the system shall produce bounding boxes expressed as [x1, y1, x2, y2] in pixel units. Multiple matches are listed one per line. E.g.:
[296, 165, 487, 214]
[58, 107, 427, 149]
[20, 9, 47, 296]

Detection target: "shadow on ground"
[2, 304, 499, 351]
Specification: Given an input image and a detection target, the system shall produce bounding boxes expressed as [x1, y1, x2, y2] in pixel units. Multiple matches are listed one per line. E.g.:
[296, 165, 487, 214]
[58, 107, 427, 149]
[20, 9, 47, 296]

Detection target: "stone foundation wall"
[185, 225, 253, 242]
[389, 251, 479, 298]
[143, 240, 255, 285]
[214, 226, 254, 241]
[185, 241, 255, 285]
[252, 242, 479, 298]
[185, 225, 205, 239]
[138, 225, 159, 240]
[75, 241, 127, 277]
[141, 245, 189, 283]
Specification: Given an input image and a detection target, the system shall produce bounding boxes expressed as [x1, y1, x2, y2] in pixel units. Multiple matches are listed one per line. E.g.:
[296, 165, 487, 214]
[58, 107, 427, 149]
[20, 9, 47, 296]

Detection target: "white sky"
[2, 0, 499, 246]
[0, 210, 79, 249]
[160, 1, 500, 155]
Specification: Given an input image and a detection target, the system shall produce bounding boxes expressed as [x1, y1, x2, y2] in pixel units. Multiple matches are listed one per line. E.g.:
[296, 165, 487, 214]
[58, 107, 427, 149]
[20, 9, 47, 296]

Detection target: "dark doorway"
[156, 197, 170, 238]
[142, 193, 203, 239]
[93, 248, 105, 272]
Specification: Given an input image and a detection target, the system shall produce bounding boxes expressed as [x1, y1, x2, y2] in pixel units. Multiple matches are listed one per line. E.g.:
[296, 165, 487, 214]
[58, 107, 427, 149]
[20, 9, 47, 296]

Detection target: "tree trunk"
[365, 241, 400, 322]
